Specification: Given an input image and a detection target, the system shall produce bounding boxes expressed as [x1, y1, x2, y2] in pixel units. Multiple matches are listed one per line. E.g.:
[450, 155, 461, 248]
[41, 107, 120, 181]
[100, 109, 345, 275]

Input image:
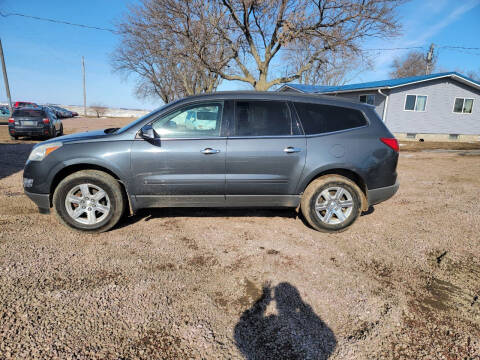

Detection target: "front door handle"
[201, 148, 221, 154]
[284, 146, 302, 154]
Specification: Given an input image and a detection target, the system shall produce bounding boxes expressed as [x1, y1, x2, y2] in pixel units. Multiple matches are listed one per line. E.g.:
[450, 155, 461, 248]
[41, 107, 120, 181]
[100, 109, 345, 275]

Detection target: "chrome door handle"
[201, 148, 221, 154]
[284, 147, 302, 153]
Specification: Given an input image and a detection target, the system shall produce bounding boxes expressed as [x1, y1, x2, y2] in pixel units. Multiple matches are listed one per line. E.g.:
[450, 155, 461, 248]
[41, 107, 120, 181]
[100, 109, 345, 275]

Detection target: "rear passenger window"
[234, 101, 293, 136]
[294, 102, 367, 135]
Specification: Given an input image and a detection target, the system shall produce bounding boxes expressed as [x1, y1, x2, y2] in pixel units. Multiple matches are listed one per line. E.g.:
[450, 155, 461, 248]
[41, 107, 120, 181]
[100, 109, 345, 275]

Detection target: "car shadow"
[117, 207, 300, 229]
[234, 282, 336, 359]
[117, 205, 376, 230]
[0, 143, 35, 180]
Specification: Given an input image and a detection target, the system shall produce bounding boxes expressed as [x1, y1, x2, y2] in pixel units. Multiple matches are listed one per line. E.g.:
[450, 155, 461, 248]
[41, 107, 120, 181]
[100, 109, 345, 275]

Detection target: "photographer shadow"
[234, 282, 336, 360]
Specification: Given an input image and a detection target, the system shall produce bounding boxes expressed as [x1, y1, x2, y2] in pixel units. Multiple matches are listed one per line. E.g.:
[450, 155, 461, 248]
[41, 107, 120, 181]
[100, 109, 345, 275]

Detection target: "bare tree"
[389, 50, 436, 79]
[466, 70, 480, 82]
[116, 0, 403, 92]
[90, 104, 107, 118]
[453, 68, 480, 82]
[283, 44, 373, 86]
[113, 4, 222, 103]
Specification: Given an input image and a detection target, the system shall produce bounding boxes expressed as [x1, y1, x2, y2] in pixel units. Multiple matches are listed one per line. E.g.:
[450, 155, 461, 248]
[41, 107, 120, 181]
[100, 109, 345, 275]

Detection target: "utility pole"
[0, 38, 13, 114]
[425, 43, 435, 75]
[82, 56, 86, 116]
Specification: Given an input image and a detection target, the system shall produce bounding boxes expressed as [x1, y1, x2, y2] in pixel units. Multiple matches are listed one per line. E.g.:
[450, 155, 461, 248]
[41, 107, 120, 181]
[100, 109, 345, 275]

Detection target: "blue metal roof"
[281, 72, 480, 94]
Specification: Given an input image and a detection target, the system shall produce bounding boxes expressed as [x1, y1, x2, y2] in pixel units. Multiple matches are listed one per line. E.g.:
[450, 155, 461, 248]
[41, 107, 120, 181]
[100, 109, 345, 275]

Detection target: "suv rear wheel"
[53, 170, 124, 232]
[301, 175, 363, 232]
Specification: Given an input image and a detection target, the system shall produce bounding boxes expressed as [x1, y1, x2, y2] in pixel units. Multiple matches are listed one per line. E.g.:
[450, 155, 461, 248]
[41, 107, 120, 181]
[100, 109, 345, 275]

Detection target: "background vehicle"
[47, 105, 73, 118]
[23, 92, 398, 233]
[0, 106, 10, 124]
[185, 108, 218, 130]
[14, 101, 38, 108]
[9, 106, 63, 140]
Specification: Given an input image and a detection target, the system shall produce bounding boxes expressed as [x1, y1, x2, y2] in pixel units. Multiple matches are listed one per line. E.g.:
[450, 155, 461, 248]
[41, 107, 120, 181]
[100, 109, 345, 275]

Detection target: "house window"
[453, 98, 474, 114]
[359, 94, 375, 105]
[404, 95, 427, 111]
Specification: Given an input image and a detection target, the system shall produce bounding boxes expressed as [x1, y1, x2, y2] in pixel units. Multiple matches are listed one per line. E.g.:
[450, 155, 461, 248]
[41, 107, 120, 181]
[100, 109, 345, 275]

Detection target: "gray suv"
[23, 92, 399, 232]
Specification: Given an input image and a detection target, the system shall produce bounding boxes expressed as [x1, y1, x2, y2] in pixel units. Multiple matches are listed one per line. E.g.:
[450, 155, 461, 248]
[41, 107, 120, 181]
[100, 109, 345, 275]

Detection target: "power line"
[1, 10, 479, 54]
[0, 11, 117, 33]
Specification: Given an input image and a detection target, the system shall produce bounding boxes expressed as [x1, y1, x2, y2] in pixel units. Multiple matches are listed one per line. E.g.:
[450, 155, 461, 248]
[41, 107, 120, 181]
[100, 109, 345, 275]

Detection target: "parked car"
[0, 105, 9, 115]
[23, 92, 399, 233]
[14, 101, 38, 108]
[0, 106, 10, 124]
[8, 106, 63, 140]
[47, 105, 73, 118]
[43, 105, 63, 119]
[185, 108, 218, 130]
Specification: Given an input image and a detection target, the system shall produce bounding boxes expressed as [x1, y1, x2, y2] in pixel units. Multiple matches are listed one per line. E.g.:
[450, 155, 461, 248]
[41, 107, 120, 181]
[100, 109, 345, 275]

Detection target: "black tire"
[10, 135, 18, 140]
[300, 175, 363, 232]
[58, 124, 63, 136]
[53, 170, 125, 232]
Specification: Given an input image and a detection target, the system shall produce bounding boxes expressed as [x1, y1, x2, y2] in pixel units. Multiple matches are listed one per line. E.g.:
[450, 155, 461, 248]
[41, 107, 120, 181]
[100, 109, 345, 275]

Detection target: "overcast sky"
[0, 0, 479, 109]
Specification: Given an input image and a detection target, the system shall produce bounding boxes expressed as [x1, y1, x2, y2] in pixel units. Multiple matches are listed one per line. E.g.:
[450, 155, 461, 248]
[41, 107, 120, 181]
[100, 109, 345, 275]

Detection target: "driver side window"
[152, 102, 223, 138]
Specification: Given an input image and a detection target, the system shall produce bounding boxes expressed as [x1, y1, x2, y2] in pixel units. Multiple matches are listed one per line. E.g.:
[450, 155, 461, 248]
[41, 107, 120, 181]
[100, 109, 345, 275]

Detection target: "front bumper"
[24, 190, 50, 214]
[367, 181, 399, 206]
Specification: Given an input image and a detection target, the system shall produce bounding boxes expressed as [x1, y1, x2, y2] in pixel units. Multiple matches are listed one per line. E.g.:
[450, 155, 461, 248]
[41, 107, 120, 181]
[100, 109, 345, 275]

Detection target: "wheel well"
[306, 168, 368, 209]
[50, 164, 130, 210]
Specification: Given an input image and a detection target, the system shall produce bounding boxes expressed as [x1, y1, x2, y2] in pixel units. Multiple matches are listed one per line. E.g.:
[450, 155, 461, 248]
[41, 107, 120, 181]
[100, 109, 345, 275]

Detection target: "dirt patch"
[235, 279, 263, 307]
[1, 120, 480, 358]
[187, 255, 218, 268]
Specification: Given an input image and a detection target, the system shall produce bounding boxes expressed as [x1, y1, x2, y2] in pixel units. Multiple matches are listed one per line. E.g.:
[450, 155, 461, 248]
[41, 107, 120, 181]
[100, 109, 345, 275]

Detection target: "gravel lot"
[1, 118, 479, 359]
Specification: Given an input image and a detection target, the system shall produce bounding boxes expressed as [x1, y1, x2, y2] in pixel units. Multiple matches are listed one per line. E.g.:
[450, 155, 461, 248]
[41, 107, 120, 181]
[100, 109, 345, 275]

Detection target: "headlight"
[28, 142, 63, 161]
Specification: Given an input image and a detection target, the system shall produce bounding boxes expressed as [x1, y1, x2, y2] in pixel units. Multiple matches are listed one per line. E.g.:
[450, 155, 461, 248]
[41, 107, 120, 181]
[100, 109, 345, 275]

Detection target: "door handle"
[201, 148, 221, 154]
[284, 147, 302, 153]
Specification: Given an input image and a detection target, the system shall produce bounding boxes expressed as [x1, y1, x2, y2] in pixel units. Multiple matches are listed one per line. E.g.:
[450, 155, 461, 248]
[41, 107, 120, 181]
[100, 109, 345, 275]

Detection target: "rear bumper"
[9, 126, 48, 136]
[24, 190, 50, 214]
[367, 181, 399, 206]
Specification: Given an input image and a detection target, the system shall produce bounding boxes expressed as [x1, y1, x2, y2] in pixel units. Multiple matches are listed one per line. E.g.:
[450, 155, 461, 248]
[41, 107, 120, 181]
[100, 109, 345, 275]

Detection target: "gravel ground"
[0, 120, 479, 359]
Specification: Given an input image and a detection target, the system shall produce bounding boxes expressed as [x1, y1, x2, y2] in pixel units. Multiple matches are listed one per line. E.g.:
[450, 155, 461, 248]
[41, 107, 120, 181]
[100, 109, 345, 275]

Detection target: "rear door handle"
[284, 147, 302, 153]
[201, 148, 221, 154]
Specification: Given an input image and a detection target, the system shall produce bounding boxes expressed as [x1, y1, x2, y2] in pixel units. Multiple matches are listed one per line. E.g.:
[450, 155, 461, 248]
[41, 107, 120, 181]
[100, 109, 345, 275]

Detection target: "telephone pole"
[82, 56, 86, 116]
[425, 43, 435, 75]
[0, 38, 13, 114]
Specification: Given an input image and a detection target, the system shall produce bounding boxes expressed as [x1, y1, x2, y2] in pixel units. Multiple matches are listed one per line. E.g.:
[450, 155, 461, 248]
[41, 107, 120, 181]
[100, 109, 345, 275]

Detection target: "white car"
[185, 110, 217, 130]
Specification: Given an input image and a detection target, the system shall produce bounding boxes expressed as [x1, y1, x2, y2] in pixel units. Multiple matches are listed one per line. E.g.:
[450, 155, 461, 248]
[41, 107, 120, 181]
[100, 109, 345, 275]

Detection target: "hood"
[41, 129, 115, 146]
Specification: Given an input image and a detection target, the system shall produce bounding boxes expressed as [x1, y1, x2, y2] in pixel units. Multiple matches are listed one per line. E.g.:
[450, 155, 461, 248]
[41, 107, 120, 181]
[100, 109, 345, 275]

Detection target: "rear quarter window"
[294, 102, 367, 135]
[13, 109, 45, 117]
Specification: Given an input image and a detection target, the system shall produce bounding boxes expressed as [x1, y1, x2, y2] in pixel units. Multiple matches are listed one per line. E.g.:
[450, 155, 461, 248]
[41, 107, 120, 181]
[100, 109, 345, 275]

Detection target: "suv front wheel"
[53, 170, 125, 232]
[301, 175, 363, 232]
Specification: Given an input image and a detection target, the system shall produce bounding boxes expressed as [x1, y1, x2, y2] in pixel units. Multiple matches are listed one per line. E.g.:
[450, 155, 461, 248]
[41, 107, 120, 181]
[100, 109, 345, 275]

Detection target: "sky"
[0, 0, 479, 110]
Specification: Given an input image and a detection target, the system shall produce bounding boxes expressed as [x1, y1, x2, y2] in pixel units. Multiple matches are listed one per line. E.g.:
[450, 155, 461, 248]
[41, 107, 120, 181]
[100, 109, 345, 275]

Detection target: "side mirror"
[139, 124, 159, 143]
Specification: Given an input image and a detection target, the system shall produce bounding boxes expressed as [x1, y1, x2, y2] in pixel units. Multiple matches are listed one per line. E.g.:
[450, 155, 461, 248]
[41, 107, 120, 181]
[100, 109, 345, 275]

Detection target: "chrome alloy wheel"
[314, 186, 354, 225]
[64, 183, 111, 225]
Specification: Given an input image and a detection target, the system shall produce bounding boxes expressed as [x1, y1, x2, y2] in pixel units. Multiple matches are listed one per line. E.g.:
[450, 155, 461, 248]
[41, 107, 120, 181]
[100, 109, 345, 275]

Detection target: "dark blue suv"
[9, 106, 63, 140]
[23, 92, 399, 232]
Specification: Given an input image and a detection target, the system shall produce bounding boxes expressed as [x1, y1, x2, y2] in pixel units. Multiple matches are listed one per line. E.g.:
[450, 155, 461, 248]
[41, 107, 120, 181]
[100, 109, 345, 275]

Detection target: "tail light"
[42, 118, 50, 124]
[380, 137, 399, 152]
[8, 117, 14, 123]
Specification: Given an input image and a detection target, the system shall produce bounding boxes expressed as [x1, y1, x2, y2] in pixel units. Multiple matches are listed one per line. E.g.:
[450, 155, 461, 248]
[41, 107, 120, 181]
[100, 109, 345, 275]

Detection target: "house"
[278, 72, 480, 141]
